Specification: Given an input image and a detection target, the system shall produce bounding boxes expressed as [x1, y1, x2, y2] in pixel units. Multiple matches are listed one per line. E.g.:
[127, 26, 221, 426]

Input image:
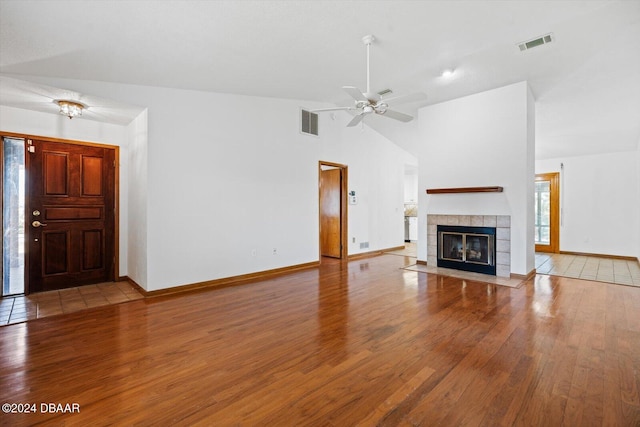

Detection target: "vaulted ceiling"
[1, 0, 639, 159]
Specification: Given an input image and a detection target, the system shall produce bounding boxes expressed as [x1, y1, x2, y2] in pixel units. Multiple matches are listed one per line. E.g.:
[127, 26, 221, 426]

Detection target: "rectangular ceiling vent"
[518, 33, 554, 51]
[301, 109, 319, 136]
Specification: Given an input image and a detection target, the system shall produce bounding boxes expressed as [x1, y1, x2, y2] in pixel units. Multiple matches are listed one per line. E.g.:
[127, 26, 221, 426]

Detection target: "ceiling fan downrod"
[362, 34, 375, 97]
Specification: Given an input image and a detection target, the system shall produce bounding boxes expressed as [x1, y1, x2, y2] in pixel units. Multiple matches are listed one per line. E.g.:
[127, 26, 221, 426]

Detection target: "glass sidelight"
[535, 172, 560, 253]
[534, 180, 551, 244]
[2, 137, 26, 296]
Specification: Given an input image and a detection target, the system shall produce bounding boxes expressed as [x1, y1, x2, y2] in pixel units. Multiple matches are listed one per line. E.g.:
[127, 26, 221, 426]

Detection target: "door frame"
[535, 172, 560, 253]
[318, 161, 348, 260]
[1, 131, 120, 294]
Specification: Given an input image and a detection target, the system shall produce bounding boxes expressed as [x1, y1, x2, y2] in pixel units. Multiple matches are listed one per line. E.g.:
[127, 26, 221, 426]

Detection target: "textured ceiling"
[1, 0, 639, 158]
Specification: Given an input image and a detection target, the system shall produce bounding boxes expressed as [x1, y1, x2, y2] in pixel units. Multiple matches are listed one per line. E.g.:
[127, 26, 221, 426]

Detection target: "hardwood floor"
[1, 254, 639, 426]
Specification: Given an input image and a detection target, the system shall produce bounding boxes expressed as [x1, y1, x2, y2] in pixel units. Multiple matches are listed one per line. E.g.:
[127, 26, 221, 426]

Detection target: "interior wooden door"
[535, 172, 560, 253]
[320, 168, 342, 258]
[26, 139, 116, 293]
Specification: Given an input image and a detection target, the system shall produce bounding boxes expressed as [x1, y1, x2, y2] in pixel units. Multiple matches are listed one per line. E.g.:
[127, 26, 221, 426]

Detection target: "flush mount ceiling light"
[441, 69, 455, 79]
[56, 100, 86, 119]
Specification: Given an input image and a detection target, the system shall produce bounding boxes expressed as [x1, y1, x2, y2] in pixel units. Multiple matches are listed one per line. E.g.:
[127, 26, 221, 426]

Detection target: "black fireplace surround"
[437, 225, 496, 275]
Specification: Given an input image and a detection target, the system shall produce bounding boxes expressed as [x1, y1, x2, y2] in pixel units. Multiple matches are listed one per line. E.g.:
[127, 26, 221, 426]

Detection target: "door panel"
[82, 156, 103, 196]
[43, 231, 68, 275]
[535, 172, 560, 253]
[320, 168, 342, 258]
[27, 139, 115, 293]
[82, 229, 103, 270]
[43, 152, 68, 195]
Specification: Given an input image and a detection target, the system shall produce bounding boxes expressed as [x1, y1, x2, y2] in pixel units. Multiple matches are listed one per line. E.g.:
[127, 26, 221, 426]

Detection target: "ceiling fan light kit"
[311, 34, 426, 127]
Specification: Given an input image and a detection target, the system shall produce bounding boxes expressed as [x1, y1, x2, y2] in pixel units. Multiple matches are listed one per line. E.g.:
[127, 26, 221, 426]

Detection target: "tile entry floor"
[535, 252, 640, 287]
[0, 281, 144, 326]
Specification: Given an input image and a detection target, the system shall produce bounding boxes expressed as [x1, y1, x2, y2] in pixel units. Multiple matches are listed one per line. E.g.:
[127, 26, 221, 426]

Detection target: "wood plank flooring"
[1, 254, 639, 426]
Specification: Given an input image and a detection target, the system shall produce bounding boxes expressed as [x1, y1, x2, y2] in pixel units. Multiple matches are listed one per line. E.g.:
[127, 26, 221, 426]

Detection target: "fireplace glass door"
[437, 225, 496, 275]
[465, 235, 490, 265]
[441, 233, 464, 261]
[439, 232, 493, 266]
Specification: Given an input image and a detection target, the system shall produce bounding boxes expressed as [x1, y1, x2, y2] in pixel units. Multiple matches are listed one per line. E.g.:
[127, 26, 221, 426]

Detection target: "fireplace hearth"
[437, 225, 496, 275]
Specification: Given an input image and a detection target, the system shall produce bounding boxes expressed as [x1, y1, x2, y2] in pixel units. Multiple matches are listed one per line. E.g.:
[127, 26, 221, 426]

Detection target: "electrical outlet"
[352, 237, 356, 243]
[251, 249, 257, 256]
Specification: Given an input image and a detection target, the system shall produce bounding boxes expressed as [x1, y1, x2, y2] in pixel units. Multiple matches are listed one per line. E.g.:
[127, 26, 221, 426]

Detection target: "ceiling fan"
[312, 34, 427, 127]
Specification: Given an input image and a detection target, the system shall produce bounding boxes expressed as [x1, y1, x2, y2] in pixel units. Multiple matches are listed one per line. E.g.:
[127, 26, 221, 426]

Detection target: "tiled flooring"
[0, 281, 144, 326]
[385, 242, 417, 257]
[403, 263, 524, 288]
[535, 252, 640, 287]
[390, 244, 640, 287]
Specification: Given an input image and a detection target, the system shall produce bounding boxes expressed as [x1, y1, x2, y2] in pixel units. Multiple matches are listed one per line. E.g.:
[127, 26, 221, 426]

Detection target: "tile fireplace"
[427, 215, 511, 277]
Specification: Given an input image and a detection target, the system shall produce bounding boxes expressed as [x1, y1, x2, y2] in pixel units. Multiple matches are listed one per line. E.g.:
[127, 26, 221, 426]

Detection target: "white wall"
[4, 77, 415, 291]
[537, 150, 640, 258]
[637, 141, 640, 262]
[0, 105, 130, 277]
[417, 81, 535, 275]
[126, 110, 148, 287]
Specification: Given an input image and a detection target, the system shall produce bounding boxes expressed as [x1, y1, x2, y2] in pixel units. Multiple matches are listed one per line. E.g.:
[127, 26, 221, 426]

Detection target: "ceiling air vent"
[301, 109, 319, 136]
[518, 33, 554, 51]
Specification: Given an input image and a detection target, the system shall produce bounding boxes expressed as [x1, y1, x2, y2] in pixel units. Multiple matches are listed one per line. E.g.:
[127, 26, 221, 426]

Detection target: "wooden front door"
[26, 139, 116, 293]
[535, 172, 560, 253]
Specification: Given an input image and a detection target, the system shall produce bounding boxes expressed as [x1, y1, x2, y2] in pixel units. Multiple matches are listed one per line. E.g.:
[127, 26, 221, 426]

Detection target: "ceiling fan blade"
[346, 113, 365, 127]
[342, 86, 368, 102]
[379, 109, 414, 122]
[310, 106, 355, 112]
[382, 92, 427, 106]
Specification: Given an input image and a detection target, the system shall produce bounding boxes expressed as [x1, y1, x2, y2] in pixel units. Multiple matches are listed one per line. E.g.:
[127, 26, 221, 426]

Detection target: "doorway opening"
[403, 164, 418, 243]
[319, 162, 348, 261]
[535, 172, 560, 253]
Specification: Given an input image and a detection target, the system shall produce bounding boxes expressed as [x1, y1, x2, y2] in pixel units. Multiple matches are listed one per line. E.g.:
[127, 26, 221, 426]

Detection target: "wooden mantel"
[426, 186, 503, 194]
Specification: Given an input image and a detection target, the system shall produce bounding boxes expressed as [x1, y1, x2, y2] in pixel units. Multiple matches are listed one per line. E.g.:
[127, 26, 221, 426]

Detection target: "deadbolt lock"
[33, 210, 41, 216]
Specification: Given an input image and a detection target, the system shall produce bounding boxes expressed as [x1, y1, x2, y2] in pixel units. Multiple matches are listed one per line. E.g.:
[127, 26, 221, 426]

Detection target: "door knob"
[32, 220, 47, 228]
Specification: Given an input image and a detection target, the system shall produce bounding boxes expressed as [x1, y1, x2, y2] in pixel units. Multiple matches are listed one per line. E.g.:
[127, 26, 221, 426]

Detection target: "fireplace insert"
[437, 225, 496, 275]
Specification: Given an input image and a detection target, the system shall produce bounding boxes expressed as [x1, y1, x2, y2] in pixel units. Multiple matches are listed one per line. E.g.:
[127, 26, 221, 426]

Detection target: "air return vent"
[301, 109, 319, 136]
[518, 33, 554, 51]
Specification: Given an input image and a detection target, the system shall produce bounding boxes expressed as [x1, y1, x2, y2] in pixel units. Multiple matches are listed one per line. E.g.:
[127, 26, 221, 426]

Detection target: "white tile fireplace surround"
[427, 214, 511, 278]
